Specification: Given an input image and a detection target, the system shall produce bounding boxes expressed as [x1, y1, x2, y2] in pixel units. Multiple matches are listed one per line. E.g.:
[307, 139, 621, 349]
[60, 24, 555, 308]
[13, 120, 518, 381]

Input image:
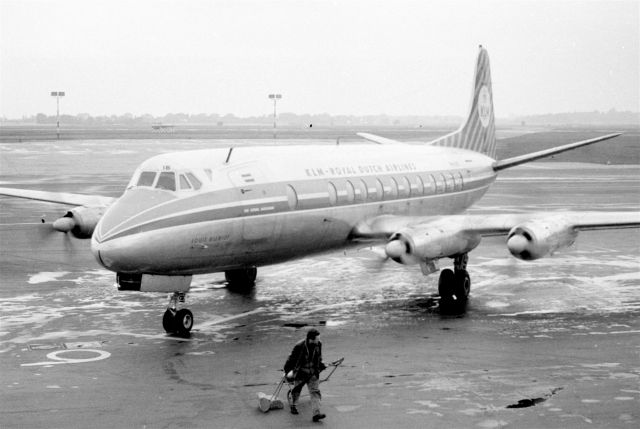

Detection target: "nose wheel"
[163, 292, 193, 336]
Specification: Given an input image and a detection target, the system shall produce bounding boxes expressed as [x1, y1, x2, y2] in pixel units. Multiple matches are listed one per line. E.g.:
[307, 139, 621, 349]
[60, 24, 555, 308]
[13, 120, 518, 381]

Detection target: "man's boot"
[290, 406, 299, 415]
[312, 413, 326, 422]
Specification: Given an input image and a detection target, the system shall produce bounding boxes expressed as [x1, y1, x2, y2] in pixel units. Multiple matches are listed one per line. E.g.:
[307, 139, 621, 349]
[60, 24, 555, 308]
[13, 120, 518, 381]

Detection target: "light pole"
[50, 91, 65, 140]
[268, 93, 282, 139]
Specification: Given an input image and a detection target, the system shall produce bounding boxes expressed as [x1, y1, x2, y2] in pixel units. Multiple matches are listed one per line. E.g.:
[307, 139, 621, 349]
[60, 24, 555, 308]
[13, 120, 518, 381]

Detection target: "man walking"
[284, 328, 327, 422]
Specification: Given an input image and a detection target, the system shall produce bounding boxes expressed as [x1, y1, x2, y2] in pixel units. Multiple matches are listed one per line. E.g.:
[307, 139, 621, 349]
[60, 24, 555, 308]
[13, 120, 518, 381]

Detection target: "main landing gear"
[163, 292, 193, 336]
[438, 253, 471, 313]
[225, 267, 257, 293]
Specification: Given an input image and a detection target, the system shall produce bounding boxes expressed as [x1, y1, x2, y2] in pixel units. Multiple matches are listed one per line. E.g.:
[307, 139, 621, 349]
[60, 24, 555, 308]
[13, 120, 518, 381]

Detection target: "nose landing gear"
[163, 292, 193, 336]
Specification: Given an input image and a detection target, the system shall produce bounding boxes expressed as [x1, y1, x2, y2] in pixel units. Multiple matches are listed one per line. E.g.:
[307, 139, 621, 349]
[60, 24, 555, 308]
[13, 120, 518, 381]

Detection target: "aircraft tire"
[163, 309, 176, 333]
[453, 269, 471, 301]
[438, 268, 455, 299]
[175, 309, 193, 336]
[225, 267, 257, 292]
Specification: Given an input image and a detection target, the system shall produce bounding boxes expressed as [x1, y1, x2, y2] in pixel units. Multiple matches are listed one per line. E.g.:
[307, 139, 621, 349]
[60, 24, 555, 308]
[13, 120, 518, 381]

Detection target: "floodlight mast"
[268, 93, 282, 139]
[50, 91, 65, 140]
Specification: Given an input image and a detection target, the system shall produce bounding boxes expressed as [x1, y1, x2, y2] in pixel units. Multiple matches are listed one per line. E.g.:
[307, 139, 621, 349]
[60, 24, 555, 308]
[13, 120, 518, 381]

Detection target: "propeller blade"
[357, 246, 389, 270]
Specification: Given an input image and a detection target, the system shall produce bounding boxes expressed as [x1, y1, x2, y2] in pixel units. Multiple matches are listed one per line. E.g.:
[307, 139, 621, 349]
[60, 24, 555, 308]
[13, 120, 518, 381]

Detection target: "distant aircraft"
[1, 46, 638, 336]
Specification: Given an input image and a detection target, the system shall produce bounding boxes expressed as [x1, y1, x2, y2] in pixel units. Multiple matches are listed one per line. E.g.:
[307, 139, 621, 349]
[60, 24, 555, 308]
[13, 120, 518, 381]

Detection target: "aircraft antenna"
[224, 147, 234, 164]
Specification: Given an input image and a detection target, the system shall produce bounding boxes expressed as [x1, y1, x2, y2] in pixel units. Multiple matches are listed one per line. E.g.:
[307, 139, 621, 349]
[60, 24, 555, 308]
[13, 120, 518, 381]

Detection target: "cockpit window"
[137, 171, 157, 187]
[179, 174, 192, 190]
[186, 173, 202, 190]
[156, 172, 176, 191]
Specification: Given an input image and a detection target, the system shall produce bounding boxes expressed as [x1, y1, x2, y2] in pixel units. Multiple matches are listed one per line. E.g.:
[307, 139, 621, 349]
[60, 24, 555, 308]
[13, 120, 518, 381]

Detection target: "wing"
[0, 187, 115, 238]
[492, 133, 622, 171]
[357, 132, 406, 145]
[352, 211, 640, 264]
[0, 187, 115, 207]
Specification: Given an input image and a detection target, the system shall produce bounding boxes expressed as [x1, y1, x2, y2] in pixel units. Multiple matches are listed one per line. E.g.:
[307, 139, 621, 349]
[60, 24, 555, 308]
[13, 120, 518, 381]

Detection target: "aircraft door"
[227, 165, 278, 242]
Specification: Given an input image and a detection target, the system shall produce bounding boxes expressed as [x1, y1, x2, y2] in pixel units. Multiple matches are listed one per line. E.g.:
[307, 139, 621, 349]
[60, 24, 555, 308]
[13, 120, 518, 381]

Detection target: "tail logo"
[478, 85, 491, 128]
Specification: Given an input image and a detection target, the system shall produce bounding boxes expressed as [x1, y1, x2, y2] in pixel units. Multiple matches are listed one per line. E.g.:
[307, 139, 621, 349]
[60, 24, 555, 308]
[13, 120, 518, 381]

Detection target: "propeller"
[357, 237, 417, 270]
[356, 246, 391, 270]
[36, 216, 81, 256]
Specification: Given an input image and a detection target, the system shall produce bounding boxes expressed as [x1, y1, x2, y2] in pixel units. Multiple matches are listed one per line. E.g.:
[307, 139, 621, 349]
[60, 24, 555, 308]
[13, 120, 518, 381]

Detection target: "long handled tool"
[286, 357, 345, 406]
[258, 376, 287, 413]
[320, 357, 344, 382]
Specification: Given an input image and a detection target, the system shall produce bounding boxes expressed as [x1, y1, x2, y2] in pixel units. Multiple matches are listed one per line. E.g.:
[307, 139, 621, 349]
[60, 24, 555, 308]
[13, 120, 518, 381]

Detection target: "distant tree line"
[1, 109, 637, 127]
[0, 112, 463, 127]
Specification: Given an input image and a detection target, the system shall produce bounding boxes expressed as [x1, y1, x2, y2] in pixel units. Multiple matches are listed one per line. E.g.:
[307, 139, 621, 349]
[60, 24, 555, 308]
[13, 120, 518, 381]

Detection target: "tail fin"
[430, 46, 496, 158]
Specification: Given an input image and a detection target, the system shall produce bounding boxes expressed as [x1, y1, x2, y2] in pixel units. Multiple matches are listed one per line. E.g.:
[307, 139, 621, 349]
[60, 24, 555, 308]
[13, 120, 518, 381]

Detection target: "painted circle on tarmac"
[46, 349, 111, 364]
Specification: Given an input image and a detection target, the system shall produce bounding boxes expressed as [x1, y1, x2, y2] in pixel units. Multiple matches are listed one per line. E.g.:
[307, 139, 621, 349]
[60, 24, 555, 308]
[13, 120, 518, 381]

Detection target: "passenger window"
[381, 177, 397, 200]
[156, 172, 176, 191]
[373, 179, 384, 201]
[422, 174, 436, 195]
[345, 181, 355, 204]
[363, 179, 377, 201]
[445, 173, 455, 192]
[456, 172, 464, 191]
[397, 177, 410, 198]
[186, 173, 202, 190]
[357, 179, 368, 202]
[286, 185, 298, 210]
[436, 174, 446, 194]
[328, 182, 338, 206]
[179, 174, 192, 190]
[411, 176, 424, 196]
[137, 171, 157, 187]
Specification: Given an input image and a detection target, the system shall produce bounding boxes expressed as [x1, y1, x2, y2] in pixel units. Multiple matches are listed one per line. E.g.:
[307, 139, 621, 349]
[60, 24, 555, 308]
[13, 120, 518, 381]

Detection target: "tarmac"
[1, 139, 639, 428]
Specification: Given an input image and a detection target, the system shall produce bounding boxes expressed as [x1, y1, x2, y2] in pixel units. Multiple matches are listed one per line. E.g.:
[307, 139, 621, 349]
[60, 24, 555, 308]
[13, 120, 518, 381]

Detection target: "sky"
[1, 0, 638, 119]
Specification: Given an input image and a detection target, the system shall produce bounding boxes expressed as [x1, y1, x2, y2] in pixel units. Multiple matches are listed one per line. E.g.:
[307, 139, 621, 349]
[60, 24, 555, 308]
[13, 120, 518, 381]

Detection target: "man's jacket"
[284, 339, 326, 378]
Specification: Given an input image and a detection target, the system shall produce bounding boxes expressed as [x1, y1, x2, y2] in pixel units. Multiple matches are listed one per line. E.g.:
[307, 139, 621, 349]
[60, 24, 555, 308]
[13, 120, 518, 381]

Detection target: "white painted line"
[197, 308, 267, 329]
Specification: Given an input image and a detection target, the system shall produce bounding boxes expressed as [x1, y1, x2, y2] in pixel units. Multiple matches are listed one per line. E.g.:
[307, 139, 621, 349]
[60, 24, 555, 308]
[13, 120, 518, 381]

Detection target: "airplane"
[1, 46, 638, 336]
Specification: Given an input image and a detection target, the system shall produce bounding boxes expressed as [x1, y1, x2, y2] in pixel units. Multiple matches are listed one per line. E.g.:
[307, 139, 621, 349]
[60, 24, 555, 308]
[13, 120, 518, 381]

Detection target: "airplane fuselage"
[91, 144, 497, 275]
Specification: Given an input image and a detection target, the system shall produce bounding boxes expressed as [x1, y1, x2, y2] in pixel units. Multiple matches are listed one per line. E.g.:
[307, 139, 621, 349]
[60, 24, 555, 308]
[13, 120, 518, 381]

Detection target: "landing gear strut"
[163, 292, 193, 336]
[438, 253, 471, 312]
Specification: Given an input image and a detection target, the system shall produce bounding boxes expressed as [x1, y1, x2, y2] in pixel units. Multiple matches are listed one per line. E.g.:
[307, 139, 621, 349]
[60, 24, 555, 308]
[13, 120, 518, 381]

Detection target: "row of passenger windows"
[285, 172, 465, 209]
[135, 171, 203, 191]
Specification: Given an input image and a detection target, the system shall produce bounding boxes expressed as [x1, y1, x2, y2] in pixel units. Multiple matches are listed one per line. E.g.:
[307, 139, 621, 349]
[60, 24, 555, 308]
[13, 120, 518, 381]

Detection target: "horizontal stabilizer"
[0, 187, 115, 207]
[357, 133, 405, 145]
[492, 133, 622, 171]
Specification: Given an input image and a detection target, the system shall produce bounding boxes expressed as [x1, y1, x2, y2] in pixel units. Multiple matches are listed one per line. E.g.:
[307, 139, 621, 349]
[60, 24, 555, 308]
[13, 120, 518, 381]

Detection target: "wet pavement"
[1, 140, 639, 428]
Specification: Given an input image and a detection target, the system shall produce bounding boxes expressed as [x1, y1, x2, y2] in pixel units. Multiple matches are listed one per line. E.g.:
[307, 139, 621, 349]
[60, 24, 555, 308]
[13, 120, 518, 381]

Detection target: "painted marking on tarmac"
[21, 349, 111, 367]
[197, 308, 266, 329]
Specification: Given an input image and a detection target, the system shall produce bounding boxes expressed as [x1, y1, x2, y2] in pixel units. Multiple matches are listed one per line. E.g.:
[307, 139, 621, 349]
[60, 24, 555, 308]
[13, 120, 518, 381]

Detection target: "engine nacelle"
[54, 206, 105, 238]
[507, 217, 577, 260]
[385, 224, 481, 265]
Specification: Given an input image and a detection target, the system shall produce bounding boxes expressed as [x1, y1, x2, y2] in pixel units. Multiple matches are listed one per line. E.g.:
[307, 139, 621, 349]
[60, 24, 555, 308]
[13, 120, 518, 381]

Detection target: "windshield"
[129, 169, 204, 192]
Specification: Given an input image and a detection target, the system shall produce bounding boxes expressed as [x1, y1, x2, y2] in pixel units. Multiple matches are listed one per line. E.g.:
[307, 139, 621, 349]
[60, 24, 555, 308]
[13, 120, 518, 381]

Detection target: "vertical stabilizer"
[430, 46, 496, 158]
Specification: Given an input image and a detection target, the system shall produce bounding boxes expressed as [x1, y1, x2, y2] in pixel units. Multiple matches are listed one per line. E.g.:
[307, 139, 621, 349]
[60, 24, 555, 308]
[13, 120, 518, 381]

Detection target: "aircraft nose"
[91, 188, 178, 272]
[93, 188, 176, 242]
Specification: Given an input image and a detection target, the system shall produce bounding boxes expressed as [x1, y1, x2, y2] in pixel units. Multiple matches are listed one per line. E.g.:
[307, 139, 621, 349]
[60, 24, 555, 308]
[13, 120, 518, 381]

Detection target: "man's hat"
[306, 328, 320, 339]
